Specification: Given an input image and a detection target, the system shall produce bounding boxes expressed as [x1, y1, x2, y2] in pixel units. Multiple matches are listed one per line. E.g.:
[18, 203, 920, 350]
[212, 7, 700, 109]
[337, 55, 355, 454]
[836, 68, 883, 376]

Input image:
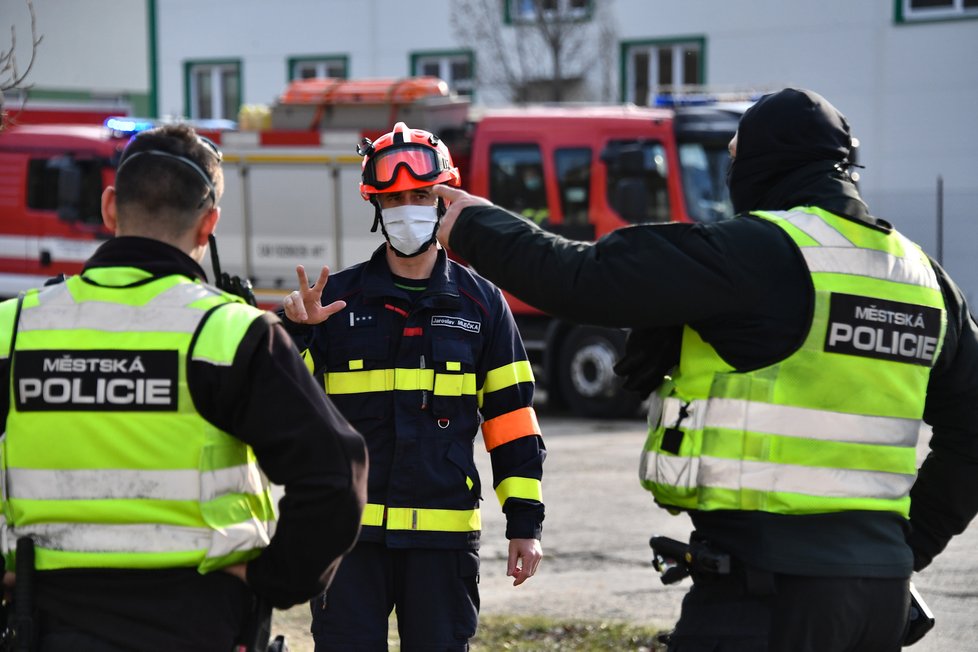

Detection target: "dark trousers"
[35, 613, 137, 652]
[667, 572, 910, 652]
[311, 541, 480, 652]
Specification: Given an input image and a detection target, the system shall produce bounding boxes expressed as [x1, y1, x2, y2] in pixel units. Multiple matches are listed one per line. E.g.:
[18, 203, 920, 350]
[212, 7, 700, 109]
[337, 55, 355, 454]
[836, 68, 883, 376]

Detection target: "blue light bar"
[654, 91, 766, 109]
[104, 117, 157, 135]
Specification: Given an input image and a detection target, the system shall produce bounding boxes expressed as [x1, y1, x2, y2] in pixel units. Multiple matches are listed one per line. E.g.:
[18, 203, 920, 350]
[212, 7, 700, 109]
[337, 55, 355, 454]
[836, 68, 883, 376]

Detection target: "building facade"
[4, 0, 977, 299]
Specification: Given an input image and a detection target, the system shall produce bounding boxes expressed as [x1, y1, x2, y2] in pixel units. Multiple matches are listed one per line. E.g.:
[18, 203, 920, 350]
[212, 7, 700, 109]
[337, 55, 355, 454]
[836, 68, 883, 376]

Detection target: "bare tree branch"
[451, 0, 617, 104]
[1, 0, 42, 94]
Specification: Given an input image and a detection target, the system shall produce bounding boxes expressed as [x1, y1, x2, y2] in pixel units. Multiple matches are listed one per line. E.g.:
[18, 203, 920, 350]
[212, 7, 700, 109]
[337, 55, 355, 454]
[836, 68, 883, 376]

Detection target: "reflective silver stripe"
[201, 464, 267, 502]
[7, 465, 265, 502]
[20, 283, 213, 333]
[0, 514, 9, 557]
[13, 522, 213, 553]
[776, 210, 853, 247]
[661, 397, 688, 428]
[702, 398, 921, 447]
[7, 468, 200, 501]
[801, 247, 940, 290]
[9, 520, 270, 556]
[699, 456, 915, 500]
[644, 452, 914, 500]
[640, 449, 699, 489]
[206, 520, 272, 559]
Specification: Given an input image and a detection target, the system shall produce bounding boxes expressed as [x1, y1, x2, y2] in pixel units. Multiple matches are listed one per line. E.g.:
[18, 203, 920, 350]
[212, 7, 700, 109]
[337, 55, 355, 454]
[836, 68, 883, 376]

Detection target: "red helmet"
[359, 122, 461, 200]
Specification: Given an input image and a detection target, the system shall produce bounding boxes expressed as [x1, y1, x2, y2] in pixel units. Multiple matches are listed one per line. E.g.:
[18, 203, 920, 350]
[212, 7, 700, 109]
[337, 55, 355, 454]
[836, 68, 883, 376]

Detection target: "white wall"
[13, 0, 978, 300]
[609, 0, 978, 299]
[155, 0, 462, 118]
[1, 0, 147, 94]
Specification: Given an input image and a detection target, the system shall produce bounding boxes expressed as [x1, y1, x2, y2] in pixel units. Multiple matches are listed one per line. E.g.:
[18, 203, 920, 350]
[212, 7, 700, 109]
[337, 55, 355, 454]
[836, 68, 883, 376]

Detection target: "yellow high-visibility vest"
[641, 207, 946, 517]
[0, 268, 276, 572]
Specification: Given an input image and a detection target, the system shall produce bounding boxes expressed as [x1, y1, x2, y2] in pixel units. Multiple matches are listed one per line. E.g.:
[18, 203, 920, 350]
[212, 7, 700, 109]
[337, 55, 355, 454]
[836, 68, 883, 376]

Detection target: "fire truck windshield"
[677, 141, 734, 224]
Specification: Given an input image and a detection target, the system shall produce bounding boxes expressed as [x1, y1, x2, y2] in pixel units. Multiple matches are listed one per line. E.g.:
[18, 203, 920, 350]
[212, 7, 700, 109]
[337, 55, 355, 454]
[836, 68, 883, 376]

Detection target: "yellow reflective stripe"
[361, 503, 385, 527]
[434, 373, 478, 397]
[386, 507, 481, 532]
[447, 361, 461, 371]
[301, 349, 315, 375]
[494, 477, 543, 505]
[325, 368, 477, 396]
[483, 360, 534, 394]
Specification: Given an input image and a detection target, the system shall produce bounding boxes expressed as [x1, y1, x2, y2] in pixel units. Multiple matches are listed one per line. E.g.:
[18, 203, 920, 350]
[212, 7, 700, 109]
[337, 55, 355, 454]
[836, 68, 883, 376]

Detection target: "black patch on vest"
[14, 350, 179, 411]
[824, 293, 941, 366]
[661, 428, 684, 455]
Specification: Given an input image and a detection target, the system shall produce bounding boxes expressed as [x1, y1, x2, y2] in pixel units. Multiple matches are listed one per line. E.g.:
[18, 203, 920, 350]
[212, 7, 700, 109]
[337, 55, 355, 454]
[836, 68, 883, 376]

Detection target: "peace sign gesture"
[282, 265, 347, 325]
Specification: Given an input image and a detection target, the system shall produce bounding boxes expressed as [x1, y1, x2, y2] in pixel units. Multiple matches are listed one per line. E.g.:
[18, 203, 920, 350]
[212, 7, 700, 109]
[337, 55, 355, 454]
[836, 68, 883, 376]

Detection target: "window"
[677, 143, 733, 224]
[27, 158, 103, 225]
[603, 140, 670, 224]
[621, 38, 704, 105]
[288, 55, 349, 81]
[507, 0, 592, 23]
[898, 0, 978, 21]
[489, 144, 549, 226]
[185, 60, 241, 121]
[410, 50, 475, 96]
[554, 148, 591, 226]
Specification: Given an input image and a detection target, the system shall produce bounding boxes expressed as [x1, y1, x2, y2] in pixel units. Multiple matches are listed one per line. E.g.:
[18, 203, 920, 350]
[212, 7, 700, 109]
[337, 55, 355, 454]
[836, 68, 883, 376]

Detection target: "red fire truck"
[0, 77, 747, 417]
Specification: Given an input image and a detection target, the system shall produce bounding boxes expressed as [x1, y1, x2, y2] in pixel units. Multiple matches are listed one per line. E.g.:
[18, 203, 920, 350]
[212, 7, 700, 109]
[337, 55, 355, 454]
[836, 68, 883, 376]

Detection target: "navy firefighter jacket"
[280, 245, 546, 550]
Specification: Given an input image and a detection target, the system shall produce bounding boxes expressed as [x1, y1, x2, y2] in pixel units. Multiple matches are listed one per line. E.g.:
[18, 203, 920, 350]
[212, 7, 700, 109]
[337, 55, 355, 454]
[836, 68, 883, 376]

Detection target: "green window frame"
[895, 0, 978, 23]
[619, 37, 706, 105]
[409, 50, 475, 97]
[287, 55, 350, 81]
[183, 59, 242, 121]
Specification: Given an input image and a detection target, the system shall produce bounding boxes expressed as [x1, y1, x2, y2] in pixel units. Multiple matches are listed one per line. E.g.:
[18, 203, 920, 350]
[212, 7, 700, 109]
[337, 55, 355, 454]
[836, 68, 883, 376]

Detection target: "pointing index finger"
[432, 184, 462, 202]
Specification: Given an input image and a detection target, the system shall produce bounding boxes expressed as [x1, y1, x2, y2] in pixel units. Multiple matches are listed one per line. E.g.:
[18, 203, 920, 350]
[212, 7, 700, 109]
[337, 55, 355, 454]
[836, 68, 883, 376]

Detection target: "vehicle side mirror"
[50, 156, 84, 223]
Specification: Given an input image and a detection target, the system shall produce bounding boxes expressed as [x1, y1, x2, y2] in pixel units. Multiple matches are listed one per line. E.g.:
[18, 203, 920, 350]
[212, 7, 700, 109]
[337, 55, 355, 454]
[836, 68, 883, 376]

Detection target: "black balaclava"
[728, 88, 865, 218]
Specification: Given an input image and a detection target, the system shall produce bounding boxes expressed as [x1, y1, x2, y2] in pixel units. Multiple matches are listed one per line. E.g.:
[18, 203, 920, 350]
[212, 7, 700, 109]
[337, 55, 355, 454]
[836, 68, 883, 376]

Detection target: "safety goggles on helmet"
[361, 143, 453, 191]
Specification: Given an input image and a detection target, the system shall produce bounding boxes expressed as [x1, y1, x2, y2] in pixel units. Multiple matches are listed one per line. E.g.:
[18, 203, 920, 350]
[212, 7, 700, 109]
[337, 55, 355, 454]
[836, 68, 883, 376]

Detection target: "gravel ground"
[270, 413, 978, 651]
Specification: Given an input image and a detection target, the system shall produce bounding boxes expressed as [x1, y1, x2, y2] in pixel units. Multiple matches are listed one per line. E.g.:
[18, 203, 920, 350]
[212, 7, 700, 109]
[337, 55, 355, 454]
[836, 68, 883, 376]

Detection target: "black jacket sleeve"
[908, 261, 978, 571]
[191, 312, 367, 608]
[449, 205, 810, 369]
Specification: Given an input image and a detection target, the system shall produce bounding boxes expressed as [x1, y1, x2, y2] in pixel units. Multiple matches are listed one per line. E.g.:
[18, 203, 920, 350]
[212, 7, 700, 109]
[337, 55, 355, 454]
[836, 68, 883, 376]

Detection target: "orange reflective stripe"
[481, 406, 540, 451]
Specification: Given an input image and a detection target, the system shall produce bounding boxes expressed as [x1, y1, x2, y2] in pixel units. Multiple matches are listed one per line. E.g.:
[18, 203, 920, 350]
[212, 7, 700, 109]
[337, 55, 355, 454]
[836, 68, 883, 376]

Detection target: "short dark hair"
[114, 123, 224, 236]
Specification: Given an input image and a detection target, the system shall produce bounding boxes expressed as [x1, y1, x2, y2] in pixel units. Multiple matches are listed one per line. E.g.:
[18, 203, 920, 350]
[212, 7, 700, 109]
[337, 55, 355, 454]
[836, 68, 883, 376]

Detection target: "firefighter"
[280, 122, 546, 651]
[0, 123, 368, 651]
[433, 89, 978, 650]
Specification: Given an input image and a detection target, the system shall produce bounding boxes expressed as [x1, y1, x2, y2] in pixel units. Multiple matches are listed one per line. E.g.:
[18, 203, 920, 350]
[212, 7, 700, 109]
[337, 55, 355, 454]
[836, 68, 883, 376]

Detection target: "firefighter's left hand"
[432, 184, 492, 249]
[507, 538, 542, 587]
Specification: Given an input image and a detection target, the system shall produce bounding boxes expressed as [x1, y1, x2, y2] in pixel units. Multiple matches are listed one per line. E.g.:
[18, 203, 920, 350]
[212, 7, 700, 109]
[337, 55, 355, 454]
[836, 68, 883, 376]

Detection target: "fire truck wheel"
[556, 326, 642, 419]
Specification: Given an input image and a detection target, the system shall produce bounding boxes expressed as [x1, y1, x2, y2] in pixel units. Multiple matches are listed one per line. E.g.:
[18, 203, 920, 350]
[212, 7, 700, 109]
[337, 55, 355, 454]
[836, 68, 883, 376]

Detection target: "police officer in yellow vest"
[432, 88, 978, 651]
[0, 124, 367, 651]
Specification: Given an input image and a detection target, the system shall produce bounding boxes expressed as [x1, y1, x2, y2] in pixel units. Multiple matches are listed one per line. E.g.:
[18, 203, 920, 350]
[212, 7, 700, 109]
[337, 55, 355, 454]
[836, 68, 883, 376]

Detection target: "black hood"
[728, 88, 871, 223]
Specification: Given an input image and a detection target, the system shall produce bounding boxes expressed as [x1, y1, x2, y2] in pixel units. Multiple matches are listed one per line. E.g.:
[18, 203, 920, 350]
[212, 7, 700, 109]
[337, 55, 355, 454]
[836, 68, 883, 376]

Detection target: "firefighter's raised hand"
[432, 184, 492, 249]
[283, 265, 347, 325]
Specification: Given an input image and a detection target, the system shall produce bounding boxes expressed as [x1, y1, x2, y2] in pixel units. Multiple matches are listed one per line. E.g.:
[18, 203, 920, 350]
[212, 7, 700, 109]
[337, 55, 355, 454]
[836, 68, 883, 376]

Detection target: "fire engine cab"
[0, 77, 748, 417]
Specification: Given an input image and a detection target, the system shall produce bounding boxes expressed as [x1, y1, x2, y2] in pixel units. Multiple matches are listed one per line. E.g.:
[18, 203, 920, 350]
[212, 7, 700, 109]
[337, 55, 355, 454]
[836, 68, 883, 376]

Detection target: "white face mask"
[381, 204, 439, 257]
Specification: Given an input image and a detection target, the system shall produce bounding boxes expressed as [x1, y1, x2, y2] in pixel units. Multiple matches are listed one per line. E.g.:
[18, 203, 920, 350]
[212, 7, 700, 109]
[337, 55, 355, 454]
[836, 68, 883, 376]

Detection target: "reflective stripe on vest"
[360, 502, 481, 532]
[640, 208, 945, 517]
[1, 272, 276, 572]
